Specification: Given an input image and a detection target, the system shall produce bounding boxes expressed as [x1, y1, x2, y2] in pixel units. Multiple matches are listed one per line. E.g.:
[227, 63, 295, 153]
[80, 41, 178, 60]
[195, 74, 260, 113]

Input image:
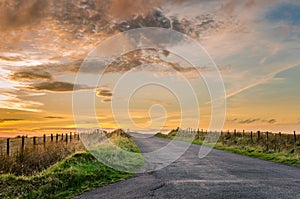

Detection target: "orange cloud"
[27, 81, 91, 92]
[0, 0, 48, 30]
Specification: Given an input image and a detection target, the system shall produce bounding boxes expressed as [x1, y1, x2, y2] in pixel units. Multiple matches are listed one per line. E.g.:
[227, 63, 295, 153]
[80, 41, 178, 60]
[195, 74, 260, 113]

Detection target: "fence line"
[1, 129, 299, 156]
[0, 133, 81, 156]
[170, 128, 299, 152]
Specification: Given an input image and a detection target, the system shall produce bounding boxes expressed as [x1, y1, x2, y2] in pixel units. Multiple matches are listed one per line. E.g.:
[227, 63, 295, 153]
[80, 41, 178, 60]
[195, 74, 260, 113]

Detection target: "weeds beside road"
[156, 128, 300, 167]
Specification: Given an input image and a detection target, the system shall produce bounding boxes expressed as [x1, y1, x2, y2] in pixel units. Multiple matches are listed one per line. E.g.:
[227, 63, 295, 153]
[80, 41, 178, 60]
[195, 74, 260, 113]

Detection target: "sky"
[0, 0, 300, 137]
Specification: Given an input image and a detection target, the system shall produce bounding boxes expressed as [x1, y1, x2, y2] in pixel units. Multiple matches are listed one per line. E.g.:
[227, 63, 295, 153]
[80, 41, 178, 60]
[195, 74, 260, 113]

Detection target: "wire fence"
[168, 128, 300, 152]
[0, 133, 81, 156]
[1, 129, 299, 156]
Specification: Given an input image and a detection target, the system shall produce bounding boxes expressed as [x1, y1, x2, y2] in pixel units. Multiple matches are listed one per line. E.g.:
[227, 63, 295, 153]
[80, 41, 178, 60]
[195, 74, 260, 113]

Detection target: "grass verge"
[0, 131, 142, 199]
[156, 133, 300, 167]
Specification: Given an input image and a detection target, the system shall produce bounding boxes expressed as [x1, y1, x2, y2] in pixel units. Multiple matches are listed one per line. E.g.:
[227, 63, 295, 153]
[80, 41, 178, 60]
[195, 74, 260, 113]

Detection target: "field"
[156, 128, 300, 166]
[0, 129, 142, 199]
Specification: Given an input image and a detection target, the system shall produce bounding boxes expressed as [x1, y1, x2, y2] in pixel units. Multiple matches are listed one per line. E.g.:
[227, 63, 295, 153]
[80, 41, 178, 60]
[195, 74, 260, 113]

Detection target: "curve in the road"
[75, 136, 300, 199]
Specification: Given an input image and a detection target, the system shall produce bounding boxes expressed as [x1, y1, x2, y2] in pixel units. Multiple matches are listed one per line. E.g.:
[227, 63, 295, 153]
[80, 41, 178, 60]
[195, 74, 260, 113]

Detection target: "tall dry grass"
[0, 139, 85, 176]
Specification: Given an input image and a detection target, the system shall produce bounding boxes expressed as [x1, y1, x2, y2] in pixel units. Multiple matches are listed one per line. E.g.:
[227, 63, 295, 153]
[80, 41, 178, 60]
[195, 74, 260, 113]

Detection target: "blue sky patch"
[266, 3, 300, 25]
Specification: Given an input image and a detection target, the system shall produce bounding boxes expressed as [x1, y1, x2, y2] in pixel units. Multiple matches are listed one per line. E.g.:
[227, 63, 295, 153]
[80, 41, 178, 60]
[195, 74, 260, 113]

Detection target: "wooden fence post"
[65, 133, 68, 144]
[234, 129, 236, 137]
[21, 136, 25, 151]
[266, 131, 269, 151]
[61, 133, 64, 141]
[6, 138, 9, 156]
[56, 134, 59, 142]
[294, 131, 296, 143]
[43, 134, 46, 148]
[250, 131, 253, 142]
[33, 136, 36, 147]
[51, 134, 53, 142]
[242, 130, 245, 138]
[257, 131, 260, 141]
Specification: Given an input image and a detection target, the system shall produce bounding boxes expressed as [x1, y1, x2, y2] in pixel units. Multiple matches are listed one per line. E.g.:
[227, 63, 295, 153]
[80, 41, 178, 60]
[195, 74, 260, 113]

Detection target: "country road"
[75, 135, 300, 199]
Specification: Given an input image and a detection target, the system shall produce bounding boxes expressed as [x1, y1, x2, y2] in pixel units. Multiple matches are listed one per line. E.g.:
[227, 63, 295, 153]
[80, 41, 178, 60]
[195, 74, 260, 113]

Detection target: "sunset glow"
[0, 0, 300, 137]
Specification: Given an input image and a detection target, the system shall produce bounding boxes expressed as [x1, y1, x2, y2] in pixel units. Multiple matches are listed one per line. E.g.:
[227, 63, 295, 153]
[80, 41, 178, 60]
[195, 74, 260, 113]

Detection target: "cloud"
[238, 118, 260, 124]
[244, 0, 256, 8]
[103, 48, 230, 78]
[96, 88, 113, 103]
[5, 59, 83, 76]
[96, 89, 113, 97]
[229, 118, 277, 124]
[44, 116, 64, 119]
[0, 54, 24, 62]
[264, 119, 276, 124]
[0, 88, 44, 112]
[27, 81, 90, 92]
[0, 0, 297, 133]
[144, 99, 170, 106]
[54, 0, 190, 24]
[10, 70, 52, 81]
[101, 98, 112, 103]
[218, 0, 236, 17]
[0, 127, 18, 131]
[8, 0, 227, 40]
[0, 0, 48, 30]
[0, 97, 42, 112]
[107, 0, 202, 21]
[0, 0, 191, 31]
[108, 0, 161, 20]
[0, 0, 238, 75]
[0, 118, 24, 123]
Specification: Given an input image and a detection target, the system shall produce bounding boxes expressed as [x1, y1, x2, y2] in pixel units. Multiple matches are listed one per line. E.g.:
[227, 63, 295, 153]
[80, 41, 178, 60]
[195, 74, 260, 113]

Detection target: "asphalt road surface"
[75, 136, 300, 199]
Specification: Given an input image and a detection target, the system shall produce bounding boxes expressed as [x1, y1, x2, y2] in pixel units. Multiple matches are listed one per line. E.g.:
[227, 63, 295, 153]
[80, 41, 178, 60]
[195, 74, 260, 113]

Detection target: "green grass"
[212, 143, 300, 166]
[89, 133, 144, 173]
[0, 131, 143, 199]
[155, 133, 170, 139]
[156, 133, 300, 167]
[0, 152, 133, 199]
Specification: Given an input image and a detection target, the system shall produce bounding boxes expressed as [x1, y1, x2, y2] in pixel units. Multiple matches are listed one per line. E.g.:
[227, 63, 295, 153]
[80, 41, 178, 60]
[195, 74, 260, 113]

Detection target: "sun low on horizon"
[0, 0, 300, 137]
